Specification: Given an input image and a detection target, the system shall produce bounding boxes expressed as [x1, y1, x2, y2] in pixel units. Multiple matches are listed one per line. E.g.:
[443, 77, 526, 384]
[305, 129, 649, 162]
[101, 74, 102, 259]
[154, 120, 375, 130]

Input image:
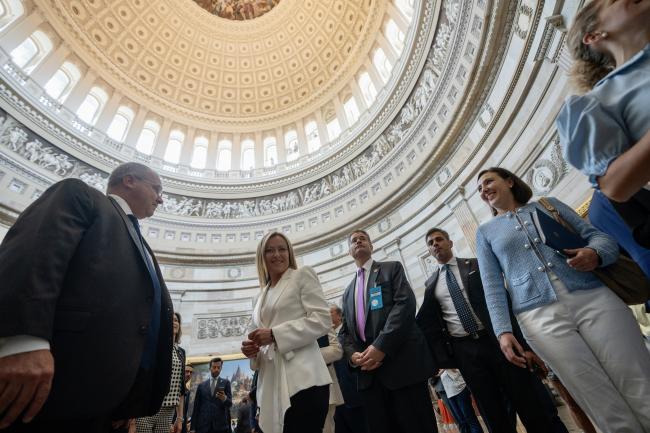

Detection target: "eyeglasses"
[264, 246, 289, 255]
[134, 175, 163, 197]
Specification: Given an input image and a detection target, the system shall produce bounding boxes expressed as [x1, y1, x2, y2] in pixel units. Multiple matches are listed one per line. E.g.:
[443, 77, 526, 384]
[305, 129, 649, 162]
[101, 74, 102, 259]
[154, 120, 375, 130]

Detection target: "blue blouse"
[557, 44, 650, 187]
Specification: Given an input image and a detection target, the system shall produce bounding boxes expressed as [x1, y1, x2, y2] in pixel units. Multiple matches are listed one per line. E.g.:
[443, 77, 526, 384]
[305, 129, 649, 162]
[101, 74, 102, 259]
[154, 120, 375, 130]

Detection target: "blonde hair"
[567, 0, 615, 94]
[255, 231, 298, 288]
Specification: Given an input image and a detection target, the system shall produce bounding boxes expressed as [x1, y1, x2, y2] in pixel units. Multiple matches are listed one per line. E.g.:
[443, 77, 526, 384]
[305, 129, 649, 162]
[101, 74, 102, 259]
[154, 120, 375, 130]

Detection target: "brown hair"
[173, 312, 182, 343]
[425, 227, 450, 242]
[477, 167, 533, 216]
[255, 231, 298, 288]
[566, 0, 615, 93]
[348, 229, 371, 244]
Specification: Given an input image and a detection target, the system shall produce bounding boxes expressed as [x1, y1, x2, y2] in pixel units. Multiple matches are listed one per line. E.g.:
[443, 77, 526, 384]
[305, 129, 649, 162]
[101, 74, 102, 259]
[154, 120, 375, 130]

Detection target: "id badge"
[369, 286, 384, 310]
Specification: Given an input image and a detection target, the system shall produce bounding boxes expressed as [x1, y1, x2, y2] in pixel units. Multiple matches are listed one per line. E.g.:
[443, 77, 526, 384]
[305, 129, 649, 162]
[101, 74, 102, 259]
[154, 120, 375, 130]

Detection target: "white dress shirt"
[433, 256, 484, 337]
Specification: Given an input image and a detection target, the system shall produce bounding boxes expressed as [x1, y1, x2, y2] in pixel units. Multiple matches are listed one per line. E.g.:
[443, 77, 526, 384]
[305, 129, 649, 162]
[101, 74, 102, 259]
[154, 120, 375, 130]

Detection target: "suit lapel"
[108, 197, 150, 270]
[456, 257, 471, 295]
[344, 277, 358, 340]
[263, 268, 294, 326]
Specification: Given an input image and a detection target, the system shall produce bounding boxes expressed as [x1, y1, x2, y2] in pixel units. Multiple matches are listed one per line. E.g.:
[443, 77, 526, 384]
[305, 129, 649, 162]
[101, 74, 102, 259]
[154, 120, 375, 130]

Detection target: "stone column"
[63, 70, 97, 113]
[445, 186, 480, 254]
[294, 118, 309, 157]
[124, 106, 149, 148]
[180, 127, 196, 167]
[275, 127, 287, 163]
[94, 91, 123, 131]
[30, 44, 70, 87]
[152, 118, 173, 160]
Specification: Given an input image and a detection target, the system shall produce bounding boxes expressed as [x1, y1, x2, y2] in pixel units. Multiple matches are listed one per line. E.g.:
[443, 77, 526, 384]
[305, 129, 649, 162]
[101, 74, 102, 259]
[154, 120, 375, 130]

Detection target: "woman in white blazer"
[241, 231, 332, 433]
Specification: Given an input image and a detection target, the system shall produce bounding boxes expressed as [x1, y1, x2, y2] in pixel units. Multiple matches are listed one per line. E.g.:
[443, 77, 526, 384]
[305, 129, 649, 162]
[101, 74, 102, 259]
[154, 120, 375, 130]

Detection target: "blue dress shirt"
[557, 44, 650, 187]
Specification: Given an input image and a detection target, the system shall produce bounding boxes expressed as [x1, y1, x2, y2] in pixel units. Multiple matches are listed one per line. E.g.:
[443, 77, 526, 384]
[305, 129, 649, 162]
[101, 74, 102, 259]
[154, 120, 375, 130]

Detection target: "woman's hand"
[241, 339, 260, 358]
[564, 247, 600, 272]
[248, 328, 274, 346]
[498, 332, 527, 369]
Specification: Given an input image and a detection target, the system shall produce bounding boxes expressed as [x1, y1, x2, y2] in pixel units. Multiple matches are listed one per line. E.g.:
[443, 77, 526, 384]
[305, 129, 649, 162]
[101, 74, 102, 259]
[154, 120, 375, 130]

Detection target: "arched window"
[0, 0, 25, 32]
[76, 86, 107, 125]
[240, 138, 255, 170]
[263, 136, 277, 167]
[9, 30, 52, 73]
[373, 48, 393, 83]
[135, 120, 159, 155]
[358, 72, 377, 106]
[190, 136, 209, 169]
[163, 129, 184, 164]
[216, 139, 232, 171]
[106, 106, 134, 142]
[44, 62, 80, 101]
[284, 129, 299, 162]
[344, 97, 360, 125]
[305, 120, 320, 153]
[385, 19, 406, 54]
[327, 118, 342, 140]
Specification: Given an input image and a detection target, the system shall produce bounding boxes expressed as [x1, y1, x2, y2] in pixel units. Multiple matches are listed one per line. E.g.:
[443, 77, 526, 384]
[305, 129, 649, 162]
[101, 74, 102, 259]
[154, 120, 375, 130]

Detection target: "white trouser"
[516, 274, 650, 433]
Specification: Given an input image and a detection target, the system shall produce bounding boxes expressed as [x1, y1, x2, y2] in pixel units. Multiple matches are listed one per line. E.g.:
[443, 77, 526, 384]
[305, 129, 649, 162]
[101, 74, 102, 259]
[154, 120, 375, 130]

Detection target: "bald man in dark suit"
[0, 162, 173, 433]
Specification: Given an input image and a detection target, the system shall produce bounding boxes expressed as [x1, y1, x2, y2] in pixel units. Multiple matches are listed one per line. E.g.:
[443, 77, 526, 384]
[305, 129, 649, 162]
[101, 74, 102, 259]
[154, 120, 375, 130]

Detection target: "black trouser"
[334, 404, 369, 433]
[282, 384, 329, 433]
[359, 380, 437, 433]
[451, 334, 557, 433]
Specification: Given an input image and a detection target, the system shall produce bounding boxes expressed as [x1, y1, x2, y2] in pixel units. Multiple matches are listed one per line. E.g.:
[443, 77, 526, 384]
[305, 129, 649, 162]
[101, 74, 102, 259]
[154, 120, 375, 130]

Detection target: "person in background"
[0, 162, 173, 433]
[179, 364, 194, 433]
[318, 327, 344, 433]
[191, 358, 232, 433]
[241, 232, 331, 433]
[439, 370, 483, 433]
[475, 167, 650, 433]
[338, 230, 437, 433]
[329, 305, 369, 433]
[136, 312, 186, 433]
[234, 396, 252, 433]
[557, 0, 650, 273]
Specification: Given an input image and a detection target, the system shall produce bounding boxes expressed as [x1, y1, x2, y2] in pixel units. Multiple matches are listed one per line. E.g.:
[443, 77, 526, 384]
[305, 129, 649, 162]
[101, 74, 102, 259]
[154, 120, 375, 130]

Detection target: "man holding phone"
[191, 358, 232, 433]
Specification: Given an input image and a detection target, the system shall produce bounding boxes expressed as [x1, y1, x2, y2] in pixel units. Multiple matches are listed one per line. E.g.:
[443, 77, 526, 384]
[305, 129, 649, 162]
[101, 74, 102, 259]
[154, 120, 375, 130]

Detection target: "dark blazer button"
[139, 325, 148, 334]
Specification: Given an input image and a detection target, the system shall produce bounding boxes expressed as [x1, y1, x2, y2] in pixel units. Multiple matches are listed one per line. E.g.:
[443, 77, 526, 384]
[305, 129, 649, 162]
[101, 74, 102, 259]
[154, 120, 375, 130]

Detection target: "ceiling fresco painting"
[193, 0, 281, 20]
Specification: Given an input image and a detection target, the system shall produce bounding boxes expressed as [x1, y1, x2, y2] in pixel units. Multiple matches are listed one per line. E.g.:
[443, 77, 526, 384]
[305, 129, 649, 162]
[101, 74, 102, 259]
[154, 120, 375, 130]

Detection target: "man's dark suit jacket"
[339, 260, 435, 391]
[415, 257, 529, 367]
[0, 179, 173, 419]
[191, 377, 233, 433]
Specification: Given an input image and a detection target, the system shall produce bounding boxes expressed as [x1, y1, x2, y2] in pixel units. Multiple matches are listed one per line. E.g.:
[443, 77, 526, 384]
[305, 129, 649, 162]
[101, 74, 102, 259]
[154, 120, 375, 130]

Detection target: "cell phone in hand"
[217, 386, 225, 393]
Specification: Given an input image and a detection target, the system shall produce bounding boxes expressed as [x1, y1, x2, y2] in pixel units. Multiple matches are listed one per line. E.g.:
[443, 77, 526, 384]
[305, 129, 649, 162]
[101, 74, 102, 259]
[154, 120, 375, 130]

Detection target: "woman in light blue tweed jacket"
[475, 167, 650, 433]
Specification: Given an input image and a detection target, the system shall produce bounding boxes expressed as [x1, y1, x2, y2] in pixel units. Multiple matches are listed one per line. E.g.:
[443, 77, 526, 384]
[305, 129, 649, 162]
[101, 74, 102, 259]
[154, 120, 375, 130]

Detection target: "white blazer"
[252, 266, 332, 433]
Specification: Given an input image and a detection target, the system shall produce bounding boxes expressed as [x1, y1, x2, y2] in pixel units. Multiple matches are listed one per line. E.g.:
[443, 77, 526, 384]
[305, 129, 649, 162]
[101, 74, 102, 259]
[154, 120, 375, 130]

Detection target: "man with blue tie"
[416, 228, 564, 433]
[338, 230, 437, 433]
[0, 162, 173, 433]
[191, 358, 232, 433]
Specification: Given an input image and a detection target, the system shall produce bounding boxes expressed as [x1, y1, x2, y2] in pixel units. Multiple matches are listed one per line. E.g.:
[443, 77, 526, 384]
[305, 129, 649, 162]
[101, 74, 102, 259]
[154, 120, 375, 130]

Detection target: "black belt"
[450, 329, 487, 341]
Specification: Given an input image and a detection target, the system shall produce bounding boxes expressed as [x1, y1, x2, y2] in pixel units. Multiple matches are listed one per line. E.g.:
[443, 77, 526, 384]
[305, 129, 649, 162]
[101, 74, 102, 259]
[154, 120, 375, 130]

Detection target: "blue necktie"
[128, 214, 161, 369]
[443, 264, 479, 335]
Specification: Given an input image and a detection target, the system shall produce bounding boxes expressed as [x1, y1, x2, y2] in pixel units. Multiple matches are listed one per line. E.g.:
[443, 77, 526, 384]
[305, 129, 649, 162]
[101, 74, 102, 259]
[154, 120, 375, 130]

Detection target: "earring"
[599, 31, 609, 38]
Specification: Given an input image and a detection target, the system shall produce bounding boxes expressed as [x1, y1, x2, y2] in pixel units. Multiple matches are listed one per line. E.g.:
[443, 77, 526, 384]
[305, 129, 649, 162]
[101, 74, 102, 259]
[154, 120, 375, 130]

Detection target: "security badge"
[369, 286, 383, 310]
